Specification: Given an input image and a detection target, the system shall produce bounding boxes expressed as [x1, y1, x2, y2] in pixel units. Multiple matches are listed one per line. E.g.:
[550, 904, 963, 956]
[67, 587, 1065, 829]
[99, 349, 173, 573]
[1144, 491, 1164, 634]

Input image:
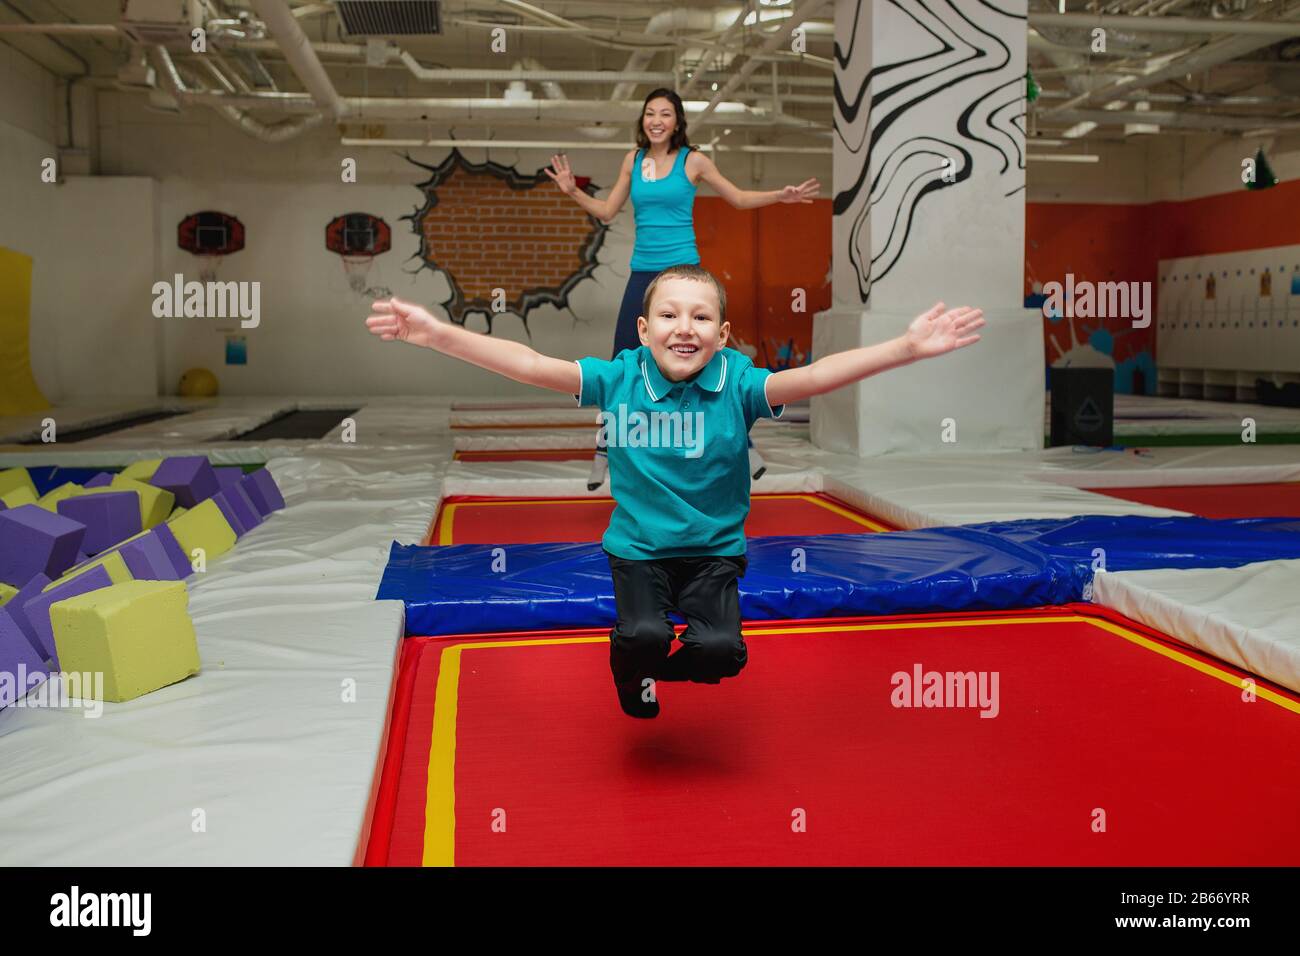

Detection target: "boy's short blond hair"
[642, 264, 727, 325]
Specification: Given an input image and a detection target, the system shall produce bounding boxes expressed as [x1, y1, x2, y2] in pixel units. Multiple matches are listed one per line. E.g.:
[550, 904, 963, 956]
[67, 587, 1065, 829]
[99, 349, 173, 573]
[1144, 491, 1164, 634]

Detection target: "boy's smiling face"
[637, 276, 730, 382]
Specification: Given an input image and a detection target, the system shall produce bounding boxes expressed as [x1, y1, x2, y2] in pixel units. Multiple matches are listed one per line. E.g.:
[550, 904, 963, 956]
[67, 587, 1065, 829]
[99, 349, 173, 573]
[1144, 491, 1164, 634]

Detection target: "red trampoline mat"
[455, 449, 594, 462]
[1091, 481, 1300, 518]
[383, 610, 1300, 866]
[431, 493, 885, 545]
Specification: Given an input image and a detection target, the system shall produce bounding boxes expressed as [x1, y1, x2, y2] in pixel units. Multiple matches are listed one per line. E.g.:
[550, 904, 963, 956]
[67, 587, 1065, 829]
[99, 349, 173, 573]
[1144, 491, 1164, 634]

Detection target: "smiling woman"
[544, 87, 820, 489]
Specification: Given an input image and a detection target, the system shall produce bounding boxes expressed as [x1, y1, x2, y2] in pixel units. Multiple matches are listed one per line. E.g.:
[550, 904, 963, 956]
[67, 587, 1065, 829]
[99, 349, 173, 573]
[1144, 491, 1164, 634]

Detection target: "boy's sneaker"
[587, 449, 609, 491]
[616, 677, 660, 719]
[748, 446, 767, 481]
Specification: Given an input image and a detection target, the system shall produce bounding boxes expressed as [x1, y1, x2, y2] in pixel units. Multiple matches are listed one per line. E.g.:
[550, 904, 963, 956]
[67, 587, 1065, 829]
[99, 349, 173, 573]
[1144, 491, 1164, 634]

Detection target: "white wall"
[1147, 132, 1300, 202]
[1026, 138, 1152, 204]
[1, 52, 160, 402]
[155, 178, 632, 396]
[40, 177, 159, 400]
[0, 42, 60, 400]
[1026, 132, 1300, 206]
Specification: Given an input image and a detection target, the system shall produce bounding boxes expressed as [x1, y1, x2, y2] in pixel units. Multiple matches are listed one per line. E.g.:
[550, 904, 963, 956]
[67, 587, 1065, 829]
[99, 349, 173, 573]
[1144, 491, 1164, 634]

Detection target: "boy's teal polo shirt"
[575, 346, 784, 560]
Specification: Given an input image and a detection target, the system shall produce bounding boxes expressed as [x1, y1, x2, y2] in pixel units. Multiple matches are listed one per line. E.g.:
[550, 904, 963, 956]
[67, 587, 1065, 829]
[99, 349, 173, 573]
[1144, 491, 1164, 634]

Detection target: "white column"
[812, 0, 1043, 455]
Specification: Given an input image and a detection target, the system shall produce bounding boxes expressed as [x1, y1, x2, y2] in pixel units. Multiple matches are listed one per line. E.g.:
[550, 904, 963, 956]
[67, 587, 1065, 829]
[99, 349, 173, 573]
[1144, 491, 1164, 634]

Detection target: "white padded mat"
[1092, 560, 1300, 695]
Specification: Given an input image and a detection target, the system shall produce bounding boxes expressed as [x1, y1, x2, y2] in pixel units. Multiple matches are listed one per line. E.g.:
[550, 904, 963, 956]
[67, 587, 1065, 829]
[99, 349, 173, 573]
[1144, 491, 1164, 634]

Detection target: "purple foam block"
[213, 485, 262, 537]
[4, 573, 51, 662]
[0, 607, 49, 710]
[83, 472, 114, 488]
[0, 505, 87, 584]
[240, 469, 284, 516]
[211, 491, 247, 536]
[226, 482, 262, 530]
[149, 524, 193, 579]
[149, 456, 219, 509]
[0, 499, 7, 511]
[117, 528, 188, 581]
[215, 467, 244, 490]
[57, 492, 142, 556]
[22, 565, 113, 669]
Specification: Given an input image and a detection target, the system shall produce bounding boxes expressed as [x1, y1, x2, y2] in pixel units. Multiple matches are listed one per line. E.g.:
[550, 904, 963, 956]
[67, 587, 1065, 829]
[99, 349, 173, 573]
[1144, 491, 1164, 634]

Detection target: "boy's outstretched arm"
[765, 302, 984, 407]
[365, 297, 580, 394]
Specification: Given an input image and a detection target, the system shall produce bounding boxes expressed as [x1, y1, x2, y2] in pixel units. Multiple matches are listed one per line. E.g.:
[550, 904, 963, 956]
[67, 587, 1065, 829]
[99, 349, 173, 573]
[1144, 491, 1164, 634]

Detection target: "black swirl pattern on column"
[835, 0, 1027, 303]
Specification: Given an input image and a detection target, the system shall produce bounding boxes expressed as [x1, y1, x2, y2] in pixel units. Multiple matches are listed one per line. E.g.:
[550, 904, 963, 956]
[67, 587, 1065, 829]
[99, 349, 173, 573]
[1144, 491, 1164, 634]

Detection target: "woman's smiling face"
[642, 97, 677, 148]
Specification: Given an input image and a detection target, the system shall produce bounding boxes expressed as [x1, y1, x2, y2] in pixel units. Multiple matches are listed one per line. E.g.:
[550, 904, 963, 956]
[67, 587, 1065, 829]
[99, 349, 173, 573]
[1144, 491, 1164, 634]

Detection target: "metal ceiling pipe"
[1047, 107, 1300, 131]
[210, 52, 254, 93]
[213, 34, 836, 90]
[164, 92, 819, 124]
[610, 7, 744, 101]
[1037, 88, 1300, 107]
[150, 45, 323, 143]
[340, 97, 827, 128]
[0, 23, 120, 36]
[339, 136, 832, 155]
[1045, 7, 1300, 115]
[1028, 12, 1300, 38]
[694, 0, 833, 129]
[248, 0, 345, 118]
[680, 1, 755, 99]
[218, 38, 381, 59]
[397, 53, 674, 85]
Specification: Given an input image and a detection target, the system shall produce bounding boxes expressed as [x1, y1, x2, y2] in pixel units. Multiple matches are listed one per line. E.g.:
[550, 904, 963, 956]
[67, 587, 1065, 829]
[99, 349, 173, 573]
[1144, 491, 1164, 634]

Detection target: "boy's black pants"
[606, 551, 748, 687]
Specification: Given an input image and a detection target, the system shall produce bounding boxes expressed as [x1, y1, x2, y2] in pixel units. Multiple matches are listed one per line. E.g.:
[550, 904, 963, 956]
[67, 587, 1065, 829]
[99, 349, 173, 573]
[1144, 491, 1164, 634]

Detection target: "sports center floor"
[2, 393, 1300, 866]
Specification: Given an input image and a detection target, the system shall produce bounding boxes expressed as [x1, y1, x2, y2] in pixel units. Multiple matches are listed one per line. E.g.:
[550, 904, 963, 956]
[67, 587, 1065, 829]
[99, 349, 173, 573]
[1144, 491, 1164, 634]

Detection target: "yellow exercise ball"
[179, 368, 219, 397]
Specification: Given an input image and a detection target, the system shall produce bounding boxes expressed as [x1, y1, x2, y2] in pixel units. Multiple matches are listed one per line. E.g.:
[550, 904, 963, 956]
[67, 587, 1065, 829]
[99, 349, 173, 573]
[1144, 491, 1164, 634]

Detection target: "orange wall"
[693, 180, 1298, 378]
[1027, 177, 1300, 389]
[1151, 177, 1300, 260]
[696, 196, 832, 370]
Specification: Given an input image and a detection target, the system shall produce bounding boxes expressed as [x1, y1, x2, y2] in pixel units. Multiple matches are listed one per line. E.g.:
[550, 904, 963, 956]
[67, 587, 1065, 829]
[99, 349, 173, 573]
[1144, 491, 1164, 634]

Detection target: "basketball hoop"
[326, 212, 393, 298]
[341, 253, 375, 293]
[196, 253, 225, 283]
[178, 211, 243, 281]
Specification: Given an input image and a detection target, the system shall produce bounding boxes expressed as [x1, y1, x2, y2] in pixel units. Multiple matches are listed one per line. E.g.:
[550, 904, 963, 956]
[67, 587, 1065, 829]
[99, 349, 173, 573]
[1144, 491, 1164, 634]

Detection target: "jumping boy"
[365, 264, 984, 718]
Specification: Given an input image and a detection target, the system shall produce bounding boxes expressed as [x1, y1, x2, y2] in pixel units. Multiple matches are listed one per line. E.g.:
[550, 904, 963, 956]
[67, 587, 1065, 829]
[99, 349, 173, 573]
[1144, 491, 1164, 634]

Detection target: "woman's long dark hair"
[634, 88, 691, 153]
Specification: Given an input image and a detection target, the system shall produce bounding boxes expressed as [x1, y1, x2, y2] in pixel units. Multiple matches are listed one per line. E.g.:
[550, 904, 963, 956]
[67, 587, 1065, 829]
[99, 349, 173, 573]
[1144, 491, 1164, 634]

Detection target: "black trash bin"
[1049, 367, 1113, 447]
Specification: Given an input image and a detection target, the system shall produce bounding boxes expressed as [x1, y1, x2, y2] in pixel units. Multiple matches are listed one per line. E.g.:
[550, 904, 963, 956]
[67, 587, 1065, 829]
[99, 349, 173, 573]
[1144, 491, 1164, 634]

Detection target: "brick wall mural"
[404, 150, 608, 332]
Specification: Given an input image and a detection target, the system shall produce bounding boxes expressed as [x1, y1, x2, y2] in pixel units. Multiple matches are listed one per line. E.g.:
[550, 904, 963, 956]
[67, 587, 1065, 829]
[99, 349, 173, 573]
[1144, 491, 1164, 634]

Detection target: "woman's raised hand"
[779, 178, 821, 204]
[544, 153, 578, 196]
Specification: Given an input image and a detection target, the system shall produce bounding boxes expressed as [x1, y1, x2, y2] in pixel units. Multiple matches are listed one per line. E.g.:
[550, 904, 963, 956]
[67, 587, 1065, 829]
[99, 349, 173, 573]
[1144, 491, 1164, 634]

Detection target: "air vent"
[334, 0, 441, 37]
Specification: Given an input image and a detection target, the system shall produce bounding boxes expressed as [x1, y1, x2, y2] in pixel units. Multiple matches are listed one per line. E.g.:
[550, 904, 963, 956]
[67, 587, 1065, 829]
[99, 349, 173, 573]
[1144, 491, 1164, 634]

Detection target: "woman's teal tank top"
[629, 146, 700, 271]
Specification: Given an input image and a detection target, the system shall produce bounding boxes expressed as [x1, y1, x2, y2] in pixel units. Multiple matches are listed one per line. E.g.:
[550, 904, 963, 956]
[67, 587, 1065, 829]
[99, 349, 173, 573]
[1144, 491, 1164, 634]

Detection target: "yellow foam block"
[37, 481, 83, 512]
[48, 550, 133, 591]
[0, 467, 36, 499]
[105, 476, 175, 528]
[167, 498, 235, 560]
[0, 582, 16, 605]
[0, 247, 50, 415]
[118, 459, 162, 481]
[170, 506, 187, 519]
[1, 485, 37, 508]
[50, 580, 200, 702]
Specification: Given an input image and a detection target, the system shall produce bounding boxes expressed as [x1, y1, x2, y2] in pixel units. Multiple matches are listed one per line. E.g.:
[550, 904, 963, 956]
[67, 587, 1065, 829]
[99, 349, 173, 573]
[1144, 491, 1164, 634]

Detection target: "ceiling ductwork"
[118, 0, 220, 45]
[7, 1, 1300, 147]
[334, 0, 442, 37]
[610, 7, 746, 102]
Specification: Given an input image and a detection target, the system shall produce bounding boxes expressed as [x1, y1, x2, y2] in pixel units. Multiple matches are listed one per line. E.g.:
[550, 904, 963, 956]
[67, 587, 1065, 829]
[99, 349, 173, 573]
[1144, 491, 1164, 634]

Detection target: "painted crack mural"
[403, 149, 608, 333]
